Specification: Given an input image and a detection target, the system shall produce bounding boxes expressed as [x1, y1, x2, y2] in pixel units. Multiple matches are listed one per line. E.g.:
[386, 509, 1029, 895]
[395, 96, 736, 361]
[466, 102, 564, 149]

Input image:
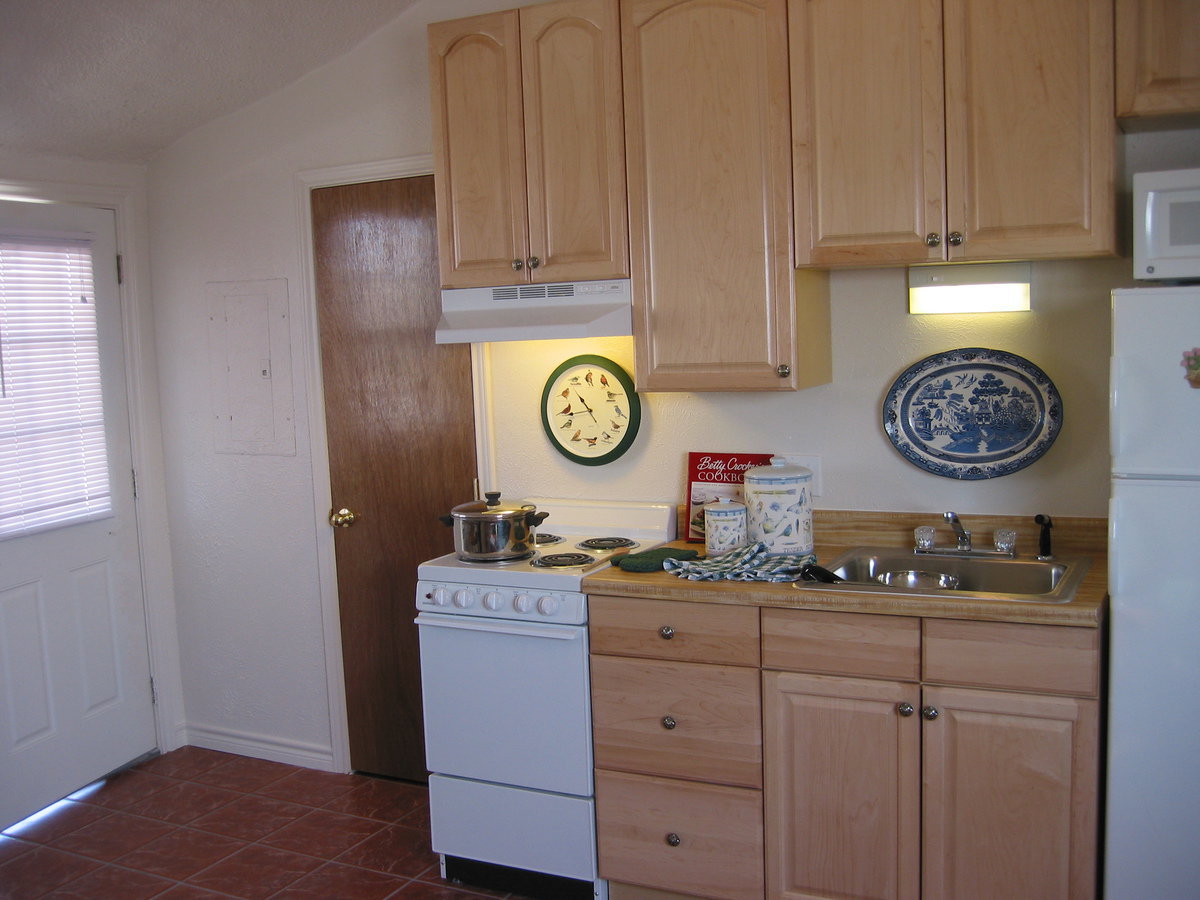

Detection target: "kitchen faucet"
[944, 511, 971, 552]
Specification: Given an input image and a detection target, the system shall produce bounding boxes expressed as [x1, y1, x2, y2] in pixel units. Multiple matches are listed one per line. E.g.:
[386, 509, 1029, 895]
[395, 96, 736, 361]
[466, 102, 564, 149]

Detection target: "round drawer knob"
[922, 705, 940, 720]
[665, 832, 681, 847]
[897, 702, 915, 717]
[662, 715, 677, 730]
[658, 625, 675, 640]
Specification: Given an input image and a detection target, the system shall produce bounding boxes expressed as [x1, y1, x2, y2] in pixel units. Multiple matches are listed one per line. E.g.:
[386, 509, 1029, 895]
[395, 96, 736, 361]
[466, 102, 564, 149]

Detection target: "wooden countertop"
[583, 510, 1108, 628]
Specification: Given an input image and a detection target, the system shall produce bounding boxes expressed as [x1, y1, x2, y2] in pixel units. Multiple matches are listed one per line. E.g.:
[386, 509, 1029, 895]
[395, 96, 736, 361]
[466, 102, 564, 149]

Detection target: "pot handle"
[530, 511, 550, 527]
[437, 514, 454, 527]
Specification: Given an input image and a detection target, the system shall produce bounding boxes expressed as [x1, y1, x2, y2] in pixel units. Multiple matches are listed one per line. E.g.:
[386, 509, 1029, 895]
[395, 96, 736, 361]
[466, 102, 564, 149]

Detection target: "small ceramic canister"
[704, 497, 747, 554]
[743, 457, 814, 556]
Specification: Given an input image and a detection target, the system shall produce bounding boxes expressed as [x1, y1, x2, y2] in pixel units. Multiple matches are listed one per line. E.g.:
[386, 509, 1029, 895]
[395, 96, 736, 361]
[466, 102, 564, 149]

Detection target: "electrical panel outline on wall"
[206, 278, 296, 456]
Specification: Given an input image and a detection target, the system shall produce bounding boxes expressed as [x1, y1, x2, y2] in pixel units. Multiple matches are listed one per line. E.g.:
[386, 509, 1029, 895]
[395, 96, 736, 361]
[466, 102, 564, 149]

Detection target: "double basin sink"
[799, 547, 1091, 604]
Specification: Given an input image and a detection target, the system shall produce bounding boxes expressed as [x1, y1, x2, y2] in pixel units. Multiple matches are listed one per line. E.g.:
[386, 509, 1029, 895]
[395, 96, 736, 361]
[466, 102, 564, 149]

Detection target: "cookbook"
[685, 451, 773, 541]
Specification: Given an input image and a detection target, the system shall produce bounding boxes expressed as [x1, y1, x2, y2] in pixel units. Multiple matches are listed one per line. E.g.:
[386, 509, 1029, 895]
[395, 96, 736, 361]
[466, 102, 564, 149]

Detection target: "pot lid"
[449, 491, 537, 519]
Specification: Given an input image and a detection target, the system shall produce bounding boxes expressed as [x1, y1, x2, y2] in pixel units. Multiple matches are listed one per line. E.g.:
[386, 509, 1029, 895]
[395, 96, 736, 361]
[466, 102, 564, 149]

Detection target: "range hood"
[435, 278, 632, 344]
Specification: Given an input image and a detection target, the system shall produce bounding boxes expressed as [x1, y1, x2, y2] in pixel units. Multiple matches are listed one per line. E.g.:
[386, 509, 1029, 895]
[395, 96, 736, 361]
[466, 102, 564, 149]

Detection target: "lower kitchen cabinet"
[763, 671, 920, 900]
[596, 769, 765, 900]
[762, 610, 1100, 900]
[921, 685, 1098, 900]
[591, 601, 1100, 900]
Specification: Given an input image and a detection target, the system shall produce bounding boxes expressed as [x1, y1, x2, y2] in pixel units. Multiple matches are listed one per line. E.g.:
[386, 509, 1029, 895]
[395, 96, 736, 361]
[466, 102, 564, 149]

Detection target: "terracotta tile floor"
[0, 746, 527, 900]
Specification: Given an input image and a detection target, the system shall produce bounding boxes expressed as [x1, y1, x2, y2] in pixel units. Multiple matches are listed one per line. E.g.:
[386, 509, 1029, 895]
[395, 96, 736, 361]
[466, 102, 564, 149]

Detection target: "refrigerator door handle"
[1109, 355, 1123, 461]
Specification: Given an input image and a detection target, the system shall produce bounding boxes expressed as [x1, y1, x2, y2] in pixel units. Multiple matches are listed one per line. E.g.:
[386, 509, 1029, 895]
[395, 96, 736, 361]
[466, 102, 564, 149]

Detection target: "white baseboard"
[185, 723, 340, 772]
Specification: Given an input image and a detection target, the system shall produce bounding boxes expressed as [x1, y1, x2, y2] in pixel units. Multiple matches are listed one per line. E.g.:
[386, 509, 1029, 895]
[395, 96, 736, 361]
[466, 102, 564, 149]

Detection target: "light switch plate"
[776, 453, 822, 497]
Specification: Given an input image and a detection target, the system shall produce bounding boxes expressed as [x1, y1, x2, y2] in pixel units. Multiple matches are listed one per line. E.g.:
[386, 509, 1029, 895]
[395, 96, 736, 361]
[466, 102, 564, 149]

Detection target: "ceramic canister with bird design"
[704, 497, 747, 554]
[743, 457, 814, 556]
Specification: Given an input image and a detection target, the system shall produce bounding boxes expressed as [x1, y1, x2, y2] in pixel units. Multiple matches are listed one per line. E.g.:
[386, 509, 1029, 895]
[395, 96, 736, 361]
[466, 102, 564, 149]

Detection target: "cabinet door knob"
[511, 258, 524, 271]
[527, 256, 541, 269]
[776, 364, 791, 378]
[662, 715, 677, 730]
[665, 832, 681, 847]
[925, 232, 942, 247]
[659, 625, 675, 639]
[947, 231, 964, 246]
[329, 508, 358, 528]
[921, 705, 940, 720]
[897, 702, 915, 717]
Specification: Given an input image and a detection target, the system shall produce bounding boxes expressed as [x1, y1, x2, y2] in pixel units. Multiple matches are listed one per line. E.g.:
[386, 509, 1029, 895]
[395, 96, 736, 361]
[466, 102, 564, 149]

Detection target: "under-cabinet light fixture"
[908, 262, 1031, 314]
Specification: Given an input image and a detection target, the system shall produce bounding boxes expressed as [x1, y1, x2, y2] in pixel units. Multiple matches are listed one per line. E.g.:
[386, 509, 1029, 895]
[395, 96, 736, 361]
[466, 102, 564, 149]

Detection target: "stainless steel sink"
[798, 546, 1091, 603]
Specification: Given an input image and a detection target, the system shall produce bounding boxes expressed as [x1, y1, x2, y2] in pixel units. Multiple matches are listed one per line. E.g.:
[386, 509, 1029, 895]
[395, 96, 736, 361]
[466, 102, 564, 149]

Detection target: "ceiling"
[0, 0, 420, 163]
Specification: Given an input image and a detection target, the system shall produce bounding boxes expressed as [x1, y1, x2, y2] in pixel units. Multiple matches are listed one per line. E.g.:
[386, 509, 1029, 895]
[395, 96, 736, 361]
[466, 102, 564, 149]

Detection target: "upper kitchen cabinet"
[1116, 0, 1200, 123]
[428, 0, 628, 289]
[792, 0, 1117, 266]
[622, 0, 830, 392]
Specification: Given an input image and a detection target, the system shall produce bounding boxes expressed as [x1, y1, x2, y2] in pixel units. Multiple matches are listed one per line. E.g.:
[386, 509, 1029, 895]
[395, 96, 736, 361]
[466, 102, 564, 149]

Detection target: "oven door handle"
[415, 612, 583, 641]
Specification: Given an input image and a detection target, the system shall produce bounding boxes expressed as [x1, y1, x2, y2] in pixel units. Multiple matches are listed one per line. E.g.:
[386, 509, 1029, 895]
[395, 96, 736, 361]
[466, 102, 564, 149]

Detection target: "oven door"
[416, 611, 594, 796]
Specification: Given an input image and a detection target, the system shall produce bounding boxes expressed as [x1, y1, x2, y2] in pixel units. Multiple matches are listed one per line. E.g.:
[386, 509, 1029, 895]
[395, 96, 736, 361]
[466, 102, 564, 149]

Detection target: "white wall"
[143, 0, 1200, 768]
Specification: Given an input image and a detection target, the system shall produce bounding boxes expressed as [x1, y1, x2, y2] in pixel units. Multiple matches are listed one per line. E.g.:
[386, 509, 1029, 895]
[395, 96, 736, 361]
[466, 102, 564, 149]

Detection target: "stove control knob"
[514, 593, 533, 613]
[482, 591, 503, 611]
[453, 589, 475, 609]
[537, 595, 560, 617]
[429, 587, 450, 607]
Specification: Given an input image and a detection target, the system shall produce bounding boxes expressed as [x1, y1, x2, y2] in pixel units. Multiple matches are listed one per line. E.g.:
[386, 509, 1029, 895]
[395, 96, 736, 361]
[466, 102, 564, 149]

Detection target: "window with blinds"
[0, 235, 112, 538]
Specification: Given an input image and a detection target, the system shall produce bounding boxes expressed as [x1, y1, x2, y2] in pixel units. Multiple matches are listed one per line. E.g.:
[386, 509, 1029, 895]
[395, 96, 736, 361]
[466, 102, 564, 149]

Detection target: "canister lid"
[744, 456, 813, 481]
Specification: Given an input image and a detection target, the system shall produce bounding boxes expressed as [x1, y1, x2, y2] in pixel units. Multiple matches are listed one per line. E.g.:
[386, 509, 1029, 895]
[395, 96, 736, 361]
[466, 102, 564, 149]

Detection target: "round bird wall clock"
[540, 355, 641, 465]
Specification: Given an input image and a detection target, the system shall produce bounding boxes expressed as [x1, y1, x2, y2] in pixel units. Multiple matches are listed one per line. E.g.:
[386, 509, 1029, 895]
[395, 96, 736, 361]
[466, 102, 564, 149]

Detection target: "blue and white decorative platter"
[882, 348, 1062, 480]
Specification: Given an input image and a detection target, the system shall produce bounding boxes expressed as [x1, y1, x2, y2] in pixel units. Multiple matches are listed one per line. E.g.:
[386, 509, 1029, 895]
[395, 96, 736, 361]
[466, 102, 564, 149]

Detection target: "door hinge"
[150, 677, 157, 704]
[116, 253, 124, 285]
[131, 468, 138, 499]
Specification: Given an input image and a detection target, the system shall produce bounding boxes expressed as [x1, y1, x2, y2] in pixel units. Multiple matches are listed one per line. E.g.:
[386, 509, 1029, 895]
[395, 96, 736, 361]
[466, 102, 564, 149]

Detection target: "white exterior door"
[0, 200, 155, 828]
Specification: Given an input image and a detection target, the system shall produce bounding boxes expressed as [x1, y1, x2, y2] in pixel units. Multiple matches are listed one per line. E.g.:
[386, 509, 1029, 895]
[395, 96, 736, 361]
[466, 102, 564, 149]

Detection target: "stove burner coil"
[534, 533, 563, 545]
[577, 536, 638, 551]
[532, 552, 596, 569]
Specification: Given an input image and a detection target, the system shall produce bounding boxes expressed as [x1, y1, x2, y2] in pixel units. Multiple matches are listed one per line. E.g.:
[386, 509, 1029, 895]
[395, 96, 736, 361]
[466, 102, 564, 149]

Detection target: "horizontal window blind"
[0, 235, 112, 538]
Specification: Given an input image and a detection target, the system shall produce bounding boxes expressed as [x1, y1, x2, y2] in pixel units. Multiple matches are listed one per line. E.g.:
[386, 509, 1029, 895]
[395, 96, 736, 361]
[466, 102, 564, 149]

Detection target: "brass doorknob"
[329, 508, 358, 528]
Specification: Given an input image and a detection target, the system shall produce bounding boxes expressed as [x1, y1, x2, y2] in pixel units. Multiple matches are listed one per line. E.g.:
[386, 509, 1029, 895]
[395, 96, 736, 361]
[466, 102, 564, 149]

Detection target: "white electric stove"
[416, 497, 676, 900]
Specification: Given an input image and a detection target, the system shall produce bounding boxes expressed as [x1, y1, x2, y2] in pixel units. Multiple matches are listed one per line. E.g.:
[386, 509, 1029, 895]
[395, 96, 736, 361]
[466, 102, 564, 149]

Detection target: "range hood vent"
[435, 278, 632, 344]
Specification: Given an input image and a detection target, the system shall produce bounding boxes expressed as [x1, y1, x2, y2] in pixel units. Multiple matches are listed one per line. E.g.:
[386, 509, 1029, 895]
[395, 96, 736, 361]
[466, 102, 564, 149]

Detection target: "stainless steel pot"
[439, 491, 549, 562]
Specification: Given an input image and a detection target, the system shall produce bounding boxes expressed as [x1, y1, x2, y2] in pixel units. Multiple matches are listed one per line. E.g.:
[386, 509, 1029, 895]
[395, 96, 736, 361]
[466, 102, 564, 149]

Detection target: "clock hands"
[573, 389, 597, 422]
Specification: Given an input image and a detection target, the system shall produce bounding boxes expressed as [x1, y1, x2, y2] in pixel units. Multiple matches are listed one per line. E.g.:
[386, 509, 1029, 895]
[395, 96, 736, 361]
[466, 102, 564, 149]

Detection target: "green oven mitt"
[615, 547, 699, 572]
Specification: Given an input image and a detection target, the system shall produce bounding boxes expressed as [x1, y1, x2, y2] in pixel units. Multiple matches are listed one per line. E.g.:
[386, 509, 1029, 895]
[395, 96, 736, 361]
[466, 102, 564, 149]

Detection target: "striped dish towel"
[662, 542, 817, 582]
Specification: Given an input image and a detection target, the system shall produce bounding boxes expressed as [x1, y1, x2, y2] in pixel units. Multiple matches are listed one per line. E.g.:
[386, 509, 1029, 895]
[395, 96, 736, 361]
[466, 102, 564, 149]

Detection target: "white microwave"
[1134, 168, 1200, 281]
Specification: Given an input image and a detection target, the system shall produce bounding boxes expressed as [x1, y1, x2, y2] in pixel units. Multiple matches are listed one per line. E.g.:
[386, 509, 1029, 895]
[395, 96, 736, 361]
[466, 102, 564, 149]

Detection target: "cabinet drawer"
[596, 769, 764, 900]
[923, 619, 1100, 697]
[589, 596, 759, 665]
[761, 608, 921, 680]
[591, 655, 762, 788]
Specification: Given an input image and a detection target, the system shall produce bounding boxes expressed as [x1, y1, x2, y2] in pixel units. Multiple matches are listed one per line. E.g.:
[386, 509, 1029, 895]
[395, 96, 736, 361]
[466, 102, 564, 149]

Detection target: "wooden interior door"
[312, 176, 476, 781]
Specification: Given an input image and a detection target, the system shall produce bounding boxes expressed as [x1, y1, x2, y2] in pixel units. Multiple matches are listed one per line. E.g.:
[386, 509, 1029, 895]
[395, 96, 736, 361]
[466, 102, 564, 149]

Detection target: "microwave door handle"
[415, 612, 582, 641]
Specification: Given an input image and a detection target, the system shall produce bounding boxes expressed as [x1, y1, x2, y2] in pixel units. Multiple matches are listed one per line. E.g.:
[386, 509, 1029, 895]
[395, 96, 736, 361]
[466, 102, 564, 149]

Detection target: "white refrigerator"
[1106, 287, 1200, 899]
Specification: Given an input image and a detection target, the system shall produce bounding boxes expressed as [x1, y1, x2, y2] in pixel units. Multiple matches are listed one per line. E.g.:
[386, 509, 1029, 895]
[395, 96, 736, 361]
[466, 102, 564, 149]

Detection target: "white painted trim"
[0, 174, 186, 756]
[295, 155, 496, 775]
[186, 722, 336, 770]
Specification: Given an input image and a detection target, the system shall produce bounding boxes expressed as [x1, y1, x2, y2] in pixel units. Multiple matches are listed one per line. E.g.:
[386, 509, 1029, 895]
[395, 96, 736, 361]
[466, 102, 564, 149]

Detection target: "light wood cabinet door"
[622, 0, 827, 391]
[764, 670, 921, 900]
[942, 0, 1116, 261]
[791, 0, 946, 266]
[592, 655, 762, 787]
[429, 0, 627, 288]
[429, 11, 527, 288]
[1116, 0, 1200, 119]
[920, 686, 1099, 900]
[791, 0, 1116, 265]
[521, 0, 629, 282]
[596, 769, 765, 900]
